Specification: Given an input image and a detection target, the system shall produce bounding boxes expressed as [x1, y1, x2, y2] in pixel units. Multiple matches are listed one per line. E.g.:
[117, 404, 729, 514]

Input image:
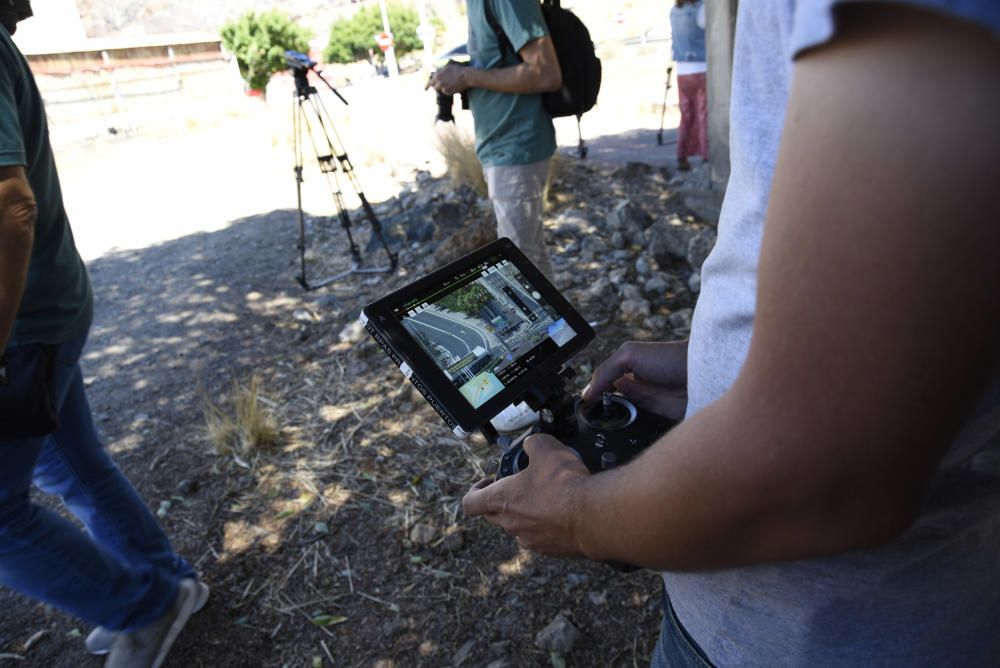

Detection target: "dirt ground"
[0, 54, 700, 667]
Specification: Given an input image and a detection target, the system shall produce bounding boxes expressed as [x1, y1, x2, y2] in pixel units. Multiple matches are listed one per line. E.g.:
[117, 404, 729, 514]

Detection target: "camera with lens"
[434, 61, 470, 123]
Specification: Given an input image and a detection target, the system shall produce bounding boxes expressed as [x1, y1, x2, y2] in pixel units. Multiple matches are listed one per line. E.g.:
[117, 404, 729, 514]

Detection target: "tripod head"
[285, 50, 348, 106]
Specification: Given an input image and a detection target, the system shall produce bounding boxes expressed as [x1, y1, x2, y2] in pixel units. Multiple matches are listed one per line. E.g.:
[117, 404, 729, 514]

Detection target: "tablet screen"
[391, 253, 578, 409]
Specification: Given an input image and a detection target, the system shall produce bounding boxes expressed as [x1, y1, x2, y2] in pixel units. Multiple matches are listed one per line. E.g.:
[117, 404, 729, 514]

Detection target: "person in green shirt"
[427, 0, 562, 433]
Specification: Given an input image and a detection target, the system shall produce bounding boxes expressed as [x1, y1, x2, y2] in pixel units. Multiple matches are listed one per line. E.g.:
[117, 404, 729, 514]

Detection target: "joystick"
[493, 386, 675, 480]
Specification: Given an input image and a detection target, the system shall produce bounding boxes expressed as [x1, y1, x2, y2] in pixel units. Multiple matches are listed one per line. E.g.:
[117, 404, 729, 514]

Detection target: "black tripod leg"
[295, 166, 309, 289]
[658, 66, 673, 146]
[292, 96, 312, 290]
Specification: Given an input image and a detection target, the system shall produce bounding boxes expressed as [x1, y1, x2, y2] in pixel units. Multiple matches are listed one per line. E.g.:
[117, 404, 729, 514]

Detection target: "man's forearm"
[0, 192, 37, 351]
[571, 386, 918, 572]
[463, 61, 560, 95]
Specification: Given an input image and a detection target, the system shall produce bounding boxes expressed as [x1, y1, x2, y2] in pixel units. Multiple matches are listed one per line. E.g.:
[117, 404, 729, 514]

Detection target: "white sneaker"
[87, 579, 210, 656]
[104, 578, 199, 668]
[490, 402, 539, 433]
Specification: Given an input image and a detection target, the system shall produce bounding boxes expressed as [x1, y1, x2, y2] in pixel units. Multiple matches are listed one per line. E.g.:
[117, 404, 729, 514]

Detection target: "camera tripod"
[289, 54, 398, 290]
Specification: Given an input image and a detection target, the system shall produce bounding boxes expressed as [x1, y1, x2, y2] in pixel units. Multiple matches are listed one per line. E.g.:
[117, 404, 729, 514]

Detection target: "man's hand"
[462, 434, 590, 557]
[431, 36, 561, 97]
[425, 63, 469, 97]
[583, 340, 688, 421]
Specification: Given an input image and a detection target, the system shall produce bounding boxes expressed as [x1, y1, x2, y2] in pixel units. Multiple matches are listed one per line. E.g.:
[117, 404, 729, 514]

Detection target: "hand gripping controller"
[495, 392, 676, 480]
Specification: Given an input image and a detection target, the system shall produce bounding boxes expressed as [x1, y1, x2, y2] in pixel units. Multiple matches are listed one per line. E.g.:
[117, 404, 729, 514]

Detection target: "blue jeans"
[0, 333, 194, 631]
[651, 587, 716, 668]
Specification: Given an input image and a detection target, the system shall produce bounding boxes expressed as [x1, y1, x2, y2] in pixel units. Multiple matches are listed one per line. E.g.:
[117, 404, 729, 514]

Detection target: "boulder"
[646, 217, 693, 266]
[534, 614, 581, 655]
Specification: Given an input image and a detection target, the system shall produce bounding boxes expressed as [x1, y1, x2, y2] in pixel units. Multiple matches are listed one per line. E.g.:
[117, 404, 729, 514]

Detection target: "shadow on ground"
[0, 202, 666, 667]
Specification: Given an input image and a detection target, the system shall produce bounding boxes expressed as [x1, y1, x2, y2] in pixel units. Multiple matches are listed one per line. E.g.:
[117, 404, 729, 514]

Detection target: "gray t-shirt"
[673, 1, 1000, 665]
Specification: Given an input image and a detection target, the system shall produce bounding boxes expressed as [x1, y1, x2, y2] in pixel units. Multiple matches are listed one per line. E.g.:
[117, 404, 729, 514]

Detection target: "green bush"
[324, 3, 433, 64]
[221, 10, 312, 93]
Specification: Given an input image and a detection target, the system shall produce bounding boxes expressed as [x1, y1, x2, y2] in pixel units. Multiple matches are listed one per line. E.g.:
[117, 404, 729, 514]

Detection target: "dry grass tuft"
[203, 375, 283, 457]
[434, 125, 487, 197]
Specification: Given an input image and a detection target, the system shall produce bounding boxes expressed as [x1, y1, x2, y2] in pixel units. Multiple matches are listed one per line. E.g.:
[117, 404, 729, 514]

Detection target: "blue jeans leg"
[0, 334, 183, 631]
[650, 587, 716, 668]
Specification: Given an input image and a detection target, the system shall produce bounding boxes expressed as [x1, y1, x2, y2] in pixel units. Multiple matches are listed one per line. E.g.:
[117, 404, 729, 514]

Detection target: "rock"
[437, 525, 465, 552]
[620, 284, 643, 302]
[587, 277, 615, 300]
[608, 267, 630, 286]
[643, 274, 670, 298]
[646, 217, 693, 265]
[645, 271, 687, 299]
[686, 228, 717, 271]
[644, 314, 669, 331]
[375, 197, 404, 218]
[382, 617, 407, 638]
[435, 220, 497, 265]
[564, 573, 588, 591]
[405, 211, 437, 243]
[338, 320, 366, 344]
[486, 660, 510, 668]
[409, 523, 437, 546]
[683, 190, 725, 223]
[669, 308, 694, 333]
[608, 199, 653, 231]
[293, 308, 319, 322]
[587, 590, 608, 606]
[635, 256, 653, 276]
[432, 201, 466, 230]
[452, 639, 475, 666]
[611, 250, 631, 262]
[610, 230, 627, 250]
[579, 236, 609, 262]
[688, 272, 702, 294]
[552, 210, 590, 238]
[614, 161, 654, 182]
[534, 614, 581, 654]
[176, 479, 198, 495]
[493, 613, 518, 640]
[620, 298, 651, 320]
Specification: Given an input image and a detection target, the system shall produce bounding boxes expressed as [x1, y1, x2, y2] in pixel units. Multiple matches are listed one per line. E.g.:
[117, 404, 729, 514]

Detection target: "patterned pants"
[677, 72, 709, 161]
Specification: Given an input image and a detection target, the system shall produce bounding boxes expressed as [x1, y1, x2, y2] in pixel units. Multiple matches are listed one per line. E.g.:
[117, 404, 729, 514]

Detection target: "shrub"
[324, 3, 433, 64]
[203, 376, 282, 457]
[221, 10, 312, 93]
[434, 125, 487, 197]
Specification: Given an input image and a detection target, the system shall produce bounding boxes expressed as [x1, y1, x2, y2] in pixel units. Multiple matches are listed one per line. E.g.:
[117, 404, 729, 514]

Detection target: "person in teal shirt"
[427, 0, 562, 432]
[0, 5, 208, 666]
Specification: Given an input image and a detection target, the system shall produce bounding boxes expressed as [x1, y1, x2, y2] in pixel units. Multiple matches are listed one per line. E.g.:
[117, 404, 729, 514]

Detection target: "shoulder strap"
[483, 0, 515, 60]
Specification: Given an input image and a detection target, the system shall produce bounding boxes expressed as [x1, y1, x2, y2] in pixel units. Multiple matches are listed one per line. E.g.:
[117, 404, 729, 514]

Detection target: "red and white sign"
[374, 31, 394, 52]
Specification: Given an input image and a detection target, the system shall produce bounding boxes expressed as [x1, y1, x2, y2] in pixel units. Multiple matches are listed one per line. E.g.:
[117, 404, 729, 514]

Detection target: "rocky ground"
[0, 158, 718, 667]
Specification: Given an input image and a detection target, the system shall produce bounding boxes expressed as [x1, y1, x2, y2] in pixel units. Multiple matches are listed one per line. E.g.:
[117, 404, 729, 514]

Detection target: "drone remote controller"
[496, 391, 675, 479]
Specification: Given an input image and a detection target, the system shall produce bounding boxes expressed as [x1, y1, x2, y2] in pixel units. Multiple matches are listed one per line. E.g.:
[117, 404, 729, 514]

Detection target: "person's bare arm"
[464, 5, 1000, 570]
[0, 165, 37, 351]
[426, 35, 561, 96]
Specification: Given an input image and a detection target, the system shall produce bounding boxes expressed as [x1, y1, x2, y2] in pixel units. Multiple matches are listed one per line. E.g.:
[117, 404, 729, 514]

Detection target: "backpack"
[484, 0, 602, 156]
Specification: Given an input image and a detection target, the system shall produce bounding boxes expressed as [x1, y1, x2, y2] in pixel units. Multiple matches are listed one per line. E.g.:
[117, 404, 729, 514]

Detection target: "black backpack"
[484, 0, 602, 156]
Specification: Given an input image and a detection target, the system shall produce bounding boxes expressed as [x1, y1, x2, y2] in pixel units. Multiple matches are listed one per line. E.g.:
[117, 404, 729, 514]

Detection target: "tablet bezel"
[362, 238, 594, 432]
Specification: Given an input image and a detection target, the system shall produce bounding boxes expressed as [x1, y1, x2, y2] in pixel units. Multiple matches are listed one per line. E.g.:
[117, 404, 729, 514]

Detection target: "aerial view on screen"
[398, 257, 576, 408]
